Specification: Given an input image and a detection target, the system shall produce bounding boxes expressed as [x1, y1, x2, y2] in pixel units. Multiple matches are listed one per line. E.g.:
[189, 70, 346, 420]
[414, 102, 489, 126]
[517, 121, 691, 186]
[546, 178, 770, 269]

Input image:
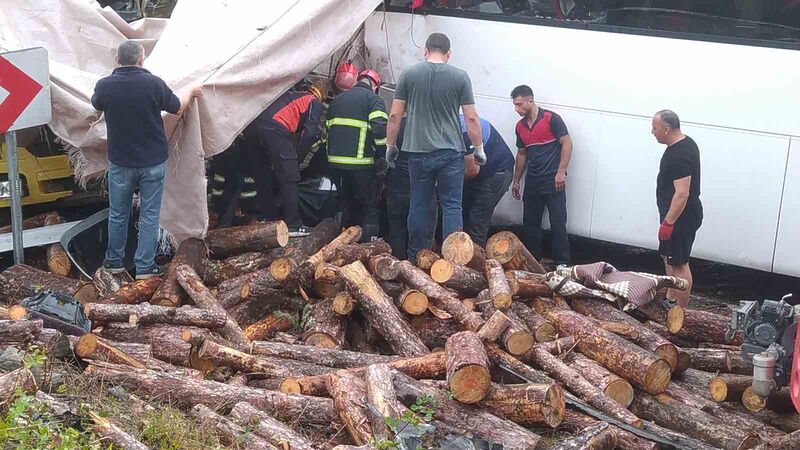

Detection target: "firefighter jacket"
[326, 81, 388, 169]
[251, 90, 323, 158]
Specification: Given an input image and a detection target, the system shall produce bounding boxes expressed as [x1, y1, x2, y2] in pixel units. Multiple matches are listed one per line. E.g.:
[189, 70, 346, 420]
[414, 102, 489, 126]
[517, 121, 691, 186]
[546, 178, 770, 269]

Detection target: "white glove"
[473, 144, 487, 166]
[386, 144, 399, 169]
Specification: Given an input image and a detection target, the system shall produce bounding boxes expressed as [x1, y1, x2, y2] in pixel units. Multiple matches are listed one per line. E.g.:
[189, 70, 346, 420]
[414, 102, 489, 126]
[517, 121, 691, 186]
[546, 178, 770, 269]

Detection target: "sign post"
[0, 47, 52, 264]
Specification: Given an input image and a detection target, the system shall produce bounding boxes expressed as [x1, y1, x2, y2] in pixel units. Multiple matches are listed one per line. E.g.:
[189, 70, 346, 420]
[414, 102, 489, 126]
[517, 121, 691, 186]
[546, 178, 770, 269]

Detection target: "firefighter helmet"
[334, 61, 358, 91]
[358, 69, 381, 91]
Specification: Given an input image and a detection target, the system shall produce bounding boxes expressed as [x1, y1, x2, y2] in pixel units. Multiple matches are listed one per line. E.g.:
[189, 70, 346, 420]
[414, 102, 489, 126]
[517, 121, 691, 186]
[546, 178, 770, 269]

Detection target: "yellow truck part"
[0, 143, 75, 207]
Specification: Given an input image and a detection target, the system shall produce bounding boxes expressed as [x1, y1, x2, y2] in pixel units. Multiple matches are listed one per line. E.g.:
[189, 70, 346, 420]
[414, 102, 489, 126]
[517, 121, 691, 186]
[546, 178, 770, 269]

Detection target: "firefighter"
[208, 136, 258, 228]
[242, 81, 323, 234]
[326, 69, 388, 242]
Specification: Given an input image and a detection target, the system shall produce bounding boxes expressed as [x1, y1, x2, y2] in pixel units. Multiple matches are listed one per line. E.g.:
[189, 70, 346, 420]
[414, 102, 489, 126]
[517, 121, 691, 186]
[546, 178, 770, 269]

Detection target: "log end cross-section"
[446, 331, 491, 404]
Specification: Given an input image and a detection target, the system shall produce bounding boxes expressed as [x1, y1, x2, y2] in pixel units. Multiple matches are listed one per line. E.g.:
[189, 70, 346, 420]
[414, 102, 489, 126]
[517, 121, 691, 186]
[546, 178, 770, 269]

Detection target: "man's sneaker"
[136, 265, 165, 280]
[288, 226, 311, 238]
[102, 260, 127, 274]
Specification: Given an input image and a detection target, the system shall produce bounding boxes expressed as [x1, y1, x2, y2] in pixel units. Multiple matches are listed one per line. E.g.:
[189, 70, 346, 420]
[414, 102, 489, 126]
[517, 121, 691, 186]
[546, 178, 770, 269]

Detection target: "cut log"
[43, 213, 71, 277]
[0, 211, 58, 233]
[536, 336, 577, 356]
[229, 401, 315, 450]
[85, 302, 226, 329]
[364, 363, 402, 442]
[243, 312, 295, 341]
[741, 407, 800, 434]
[332, 292, 355, 316]
[313, 262, 342, 299]
[95, 277, 161, 305]
[566, 352, 635, 408]
[214, 268, 282, 310]
[87, 411, 148, 450]
[751, 429, 800, 450]
[189, 404, 278, 450]
[506, 270, 552, 298]
[176, 264, 248, 346]
[430, 259, 487, 297]
[226, 291, 305, 329]
[366, 253, 400, 281]
[75, 334, 146, 368]
[270, 218, 340, 281]
[280, 351, 446, 397]
[394, 289, 428, 316]
[415, 248, 441, 271]
[97, 323, 195, 367]
[510, 302, 556, 342]
[532, 298, 672, 395]
[481, 382, 565, 428]
[0, 264, 97, 304]
[445, 331, 491, 403]
[336, 261, 429, 357]
[441, 231, 487, 271]
[572, 298, 679, 371]
[709, 373, 754, 403]
[249, 341, 395, 368]
[553, 421, 617, 450]
[0, 306, 7, 320]
[0, 367, 37, 407]
[204, 251, 275, 286]
[206, 221, 289, 259]
[684, 348, 753, 375]
[34, 328, 73, 360]
[670, 306, 744, 345]
[329, 240, 392, 267]
[634, 301, 685, 333]
[630, 391, 760, 450]
[85, 362, 337, 424]
[486, 231, 545, 273]
[198, 339, 327, 378]
[303, 298, 346, 349]
[675, 348, 692, 374]
[393, 370, 542, 450]
[293, 226, 362, 287]
[484, 259, 513, 309]
[562, 411, 658, 450]
[527, 344, 643, 427]
[475, 310, 511, 342]
[327, 370, 374, 445]
[475, 293, 534, 355]
[0, 319, 42, 344]
[743, 386, 796, 414]
[92, 267, 133, 296]
[151, 237, 206, 307]
[411, 315, 464, 349]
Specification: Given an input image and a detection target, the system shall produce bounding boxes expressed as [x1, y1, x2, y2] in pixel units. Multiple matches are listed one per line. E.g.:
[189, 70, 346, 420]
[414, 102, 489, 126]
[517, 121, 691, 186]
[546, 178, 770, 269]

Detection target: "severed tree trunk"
[190, 404, 278, 450]
[475, 292, 534, 355]
[85, 302, 226, 329]
[75, 334, 147, 368]
[249, 341, 394, 368]
[229, 402, 315, 450]
[532, 298, 672, 394]
[394, 289, 428, 316]
[214, 267, 282, 309]
[446, 331, 491, 403]
[313, 263, 342, 299]
[96, 277, 161, 305]
[303, 298, 346, 349]
[332, 292, 355, 316]
[206, 221, 289, 259]
[751, 429, 800, 450]
[535, 336, 577, 356]
[0, 367, 37, 407]
[176, 264, 248, 346]
[684, 348, 753, 375]
[365, 363, 403, 442]
[634, 301, 684, 333]
[269, 218, 340, 281]
[506, 270, 552, 298]
[204, 250, 276, 286]
[43, 213, 71, 277]
[552, 421, 617, 450]
[87, 411, 148, 450]
[0, 319, 42, 344]
[669, 306, 744, 345]
[0, 211, 58, 233]
[565, 352, 635, 408]
[511, 302, 557, 342]
[327, 370, 374, 446]
[742, 386, 796, 414]
[411, 315, 464, 349]
[329, 240, 392, 267]
[481, 382, 565, 428]
[485, 259, 513, 309]
[562, 411, 658, 450]
[336, 261, 428, 357]
[198, 339, 328, 378]
[151, 237, 206, 307]
[0, 264, 97, 304]
[242, 312, 295, 341]
[97, 322, 196, 367]
[292, 226, 362, 288]
[572, 298, 679, 371]
[441, 231, 487, 272]
[476, 310, 511, 342]
[93, 267, 133, 297]
[367, 253, 401, 281]
[486, 231, 545, 273]
[430, 259, 487, 297]
[0, 306, 7, 320]
[225, 289, 305, 329]
[708, 373, 754, 403]
[415, 248, 441, 271]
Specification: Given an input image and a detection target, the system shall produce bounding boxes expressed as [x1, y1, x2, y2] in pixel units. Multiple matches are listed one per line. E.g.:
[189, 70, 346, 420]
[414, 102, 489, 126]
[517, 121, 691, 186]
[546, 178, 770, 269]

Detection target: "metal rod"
[5, 131, 25, 264]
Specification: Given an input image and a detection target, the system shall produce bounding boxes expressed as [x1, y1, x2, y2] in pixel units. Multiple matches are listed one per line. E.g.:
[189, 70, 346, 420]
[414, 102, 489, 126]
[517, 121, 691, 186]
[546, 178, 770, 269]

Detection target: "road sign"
[0, 47, 51, 133]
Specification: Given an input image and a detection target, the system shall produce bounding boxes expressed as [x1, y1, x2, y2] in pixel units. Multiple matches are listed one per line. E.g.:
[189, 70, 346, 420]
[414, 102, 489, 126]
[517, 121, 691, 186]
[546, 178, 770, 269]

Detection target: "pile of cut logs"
[1, 217, 799, 449]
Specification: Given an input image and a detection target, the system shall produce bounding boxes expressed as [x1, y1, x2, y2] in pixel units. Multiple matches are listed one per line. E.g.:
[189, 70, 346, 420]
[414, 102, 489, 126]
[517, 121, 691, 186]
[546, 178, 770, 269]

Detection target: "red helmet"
[334, 62, 358, 91]
[358, 69, 381, 90]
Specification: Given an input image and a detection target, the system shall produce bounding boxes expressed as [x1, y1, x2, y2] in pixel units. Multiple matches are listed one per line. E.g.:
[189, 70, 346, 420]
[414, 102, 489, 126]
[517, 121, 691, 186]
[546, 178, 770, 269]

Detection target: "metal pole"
[5, 131, 24, 264]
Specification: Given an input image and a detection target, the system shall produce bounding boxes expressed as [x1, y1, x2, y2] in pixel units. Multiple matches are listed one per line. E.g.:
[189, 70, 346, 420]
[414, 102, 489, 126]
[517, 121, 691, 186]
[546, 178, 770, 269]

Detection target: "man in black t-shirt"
[651, 110, 703, 308]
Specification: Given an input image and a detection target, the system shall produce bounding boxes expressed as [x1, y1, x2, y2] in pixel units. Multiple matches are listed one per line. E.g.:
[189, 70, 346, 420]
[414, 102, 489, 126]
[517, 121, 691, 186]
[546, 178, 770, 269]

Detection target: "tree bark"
[670, 306, 744, 345]
[553, 421, 618, 450]
[634, 301, 684, 333]
[445, 331, 491, 404]
[226, 291, 304, 329]
[204, 250, 276, 286]
[206, 221, 289, 259]
[229, 401, 315, 450]
[481, 382, 565, 428]
[708, 373, 754, 403]
[486, 231, 545, 273]
[565, 352, 635, 408]
[198, 339, 328, 378]
[742, 386, 796, 414]
[87, 411, 148, 450]
[303, 298, 346, 349]
[0, 264, 97, 304]
[475, 310, 511, 342]
[214, 267, 283, 309]
[510, 302, 557, 342]
[367, 253, 401, 281]
[562, 411, 658, 450]
[75, 334, 147, 368]
[176, 264, 248, 346]
[329, 240, 392, 267]
[751, 430, 800, 450]
[327, 370, 374, 445]
[189, 404, 278, 450]
[331, 292, 355, 316]
[0, 367, 37, 407]
[96, 277, 161, 305]
[415, 248, 441, 271]
[430, 259, 487, 297]
[394, 289, 428, 316]
[313, 262, 342, 299]
[485, 259, 513, 309]
[571, 298, 679, 371]
[42, 213, 71, 277]
[535, 336, 577, 356]
[93, 267, 133, 296]
[250, 341, 394, 368]
[336, 261, 429, 357]
[292, 226, 362, 287]
[364, 363, 403, 442]
[97, 323, 196, 367]
[151, 237, 206, 307]
[630, 391, 760, 450]
[684, 348, 753, 375]
[410, 315, 463, 349]
[506, 270, 552, 298]
[392, 371, 542, 450]
[242, 312, 295, 341]
[86, 361, 337, 424]
[0, 211, 58, 233]
[476, 293, 534, 355]
[0, 318, 42, 344]
[532, 298, 672, 395]
[441, 231, 487, 271]
[269, 218, 340, 281]
[85, 302, 227, 329]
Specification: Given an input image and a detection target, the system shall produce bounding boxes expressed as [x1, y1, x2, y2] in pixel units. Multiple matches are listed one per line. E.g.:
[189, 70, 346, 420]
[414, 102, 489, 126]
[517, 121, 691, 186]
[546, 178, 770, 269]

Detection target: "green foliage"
[274, 309, 300, 329]
[377, 394, 440, 450]
[139, 406, 222, 450]
[23, 346, 46, 369]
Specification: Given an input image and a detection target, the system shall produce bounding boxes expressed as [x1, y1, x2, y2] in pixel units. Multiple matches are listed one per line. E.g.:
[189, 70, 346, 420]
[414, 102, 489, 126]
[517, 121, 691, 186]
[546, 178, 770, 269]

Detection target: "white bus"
[364, 1, 800, 277]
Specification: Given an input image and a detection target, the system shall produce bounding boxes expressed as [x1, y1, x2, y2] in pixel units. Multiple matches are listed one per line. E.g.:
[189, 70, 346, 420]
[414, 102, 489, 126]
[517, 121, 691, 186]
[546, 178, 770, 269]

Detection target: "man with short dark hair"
[385, 32, 484, 262]
[510, 84, 572, 265]
[651, 109, 702, 308]
[92, 40, 201, 279]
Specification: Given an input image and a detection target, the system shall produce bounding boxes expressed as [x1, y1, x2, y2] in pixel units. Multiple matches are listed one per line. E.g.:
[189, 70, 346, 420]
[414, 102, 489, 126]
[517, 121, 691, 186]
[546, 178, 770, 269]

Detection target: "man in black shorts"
[651, 110, 703, 308]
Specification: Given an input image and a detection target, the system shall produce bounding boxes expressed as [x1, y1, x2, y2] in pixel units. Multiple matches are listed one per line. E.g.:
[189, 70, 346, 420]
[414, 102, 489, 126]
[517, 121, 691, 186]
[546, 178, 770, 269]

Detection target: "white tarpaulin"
[0, 0, 381, 242]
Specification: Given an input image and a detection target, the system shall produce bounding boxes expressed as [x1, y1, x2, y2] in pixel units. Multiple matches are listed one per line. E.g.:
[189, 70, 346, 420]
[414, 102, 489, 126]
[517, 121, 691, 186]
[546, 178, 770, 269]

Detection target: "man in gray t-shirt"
[385, 32, 485, 262]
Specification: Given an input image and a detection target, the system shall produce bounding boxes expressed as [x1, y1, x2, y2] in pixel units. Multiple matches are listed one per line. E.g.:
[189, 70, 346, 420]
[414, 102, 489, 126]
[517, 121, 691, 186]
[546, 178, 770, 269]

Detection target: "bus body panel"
[774, 138, 800, 277]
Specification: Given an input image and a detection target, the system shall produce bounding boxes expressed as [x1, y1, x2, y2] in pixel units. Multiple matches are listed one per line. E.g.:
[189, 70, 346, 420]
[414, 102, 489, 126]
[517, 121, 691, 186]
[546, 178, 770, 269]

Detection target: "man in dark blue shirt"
[460, 115, 515, 246]
[92, 40, 201, 279]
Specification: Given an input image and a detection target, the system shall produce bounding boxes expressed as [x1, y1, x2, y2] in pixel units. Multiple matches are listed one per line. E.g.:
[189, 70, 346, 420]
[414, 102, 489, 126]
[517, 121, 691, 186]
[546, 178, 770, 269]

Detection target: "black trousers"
[522, 176, 570, 265]
[330, 167, 380, 242]
[463, 170, 513, 247]
[244, 126, 301, 228]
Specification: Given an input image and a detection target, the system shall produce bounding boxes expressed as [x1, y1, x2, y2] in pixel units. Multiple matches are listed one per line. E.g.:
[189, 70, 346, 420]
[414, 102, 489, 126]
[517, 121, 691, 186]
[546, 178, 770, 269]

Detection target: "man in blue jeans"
[385, 32, 484, 262]
[92, 40, 201, 279]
